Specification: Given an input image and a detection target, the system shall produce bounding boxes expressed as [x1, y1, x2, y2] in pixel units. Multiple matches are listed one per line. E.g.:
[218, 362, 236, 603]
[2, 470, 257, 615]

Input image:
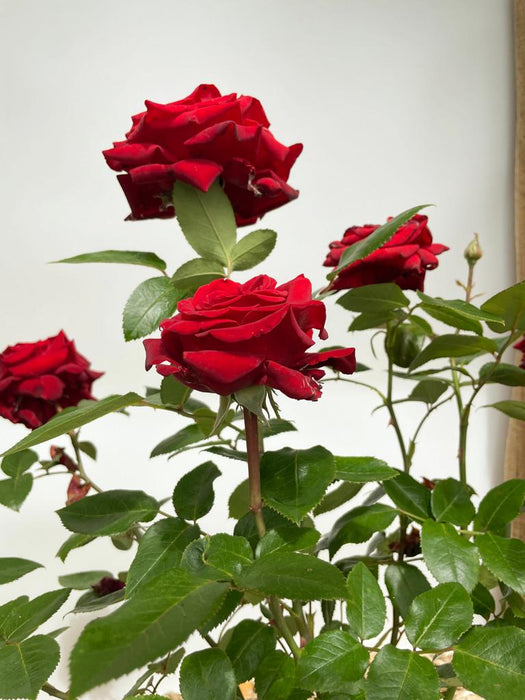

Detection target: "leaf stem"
[41, 683, 70, 700]
[69, 431, 103, 494]
[269, 596, 301, 659]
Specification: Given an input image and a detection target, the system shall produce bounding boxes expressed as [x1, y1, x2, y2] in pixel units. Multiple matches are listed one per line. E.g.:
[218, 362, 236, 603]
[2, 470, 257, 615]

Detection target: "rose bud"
[464, 233, 483, 266]
[92, 576, 125, 598]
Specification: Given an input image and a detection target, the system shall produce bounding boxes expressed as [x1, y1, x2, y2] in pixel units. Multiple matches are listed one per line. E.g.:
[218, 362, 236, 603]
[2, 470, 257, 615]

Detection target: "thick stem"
[269, 597, 301, 659]
[41, 684, 70, 700]
[243, 408, 266, 538]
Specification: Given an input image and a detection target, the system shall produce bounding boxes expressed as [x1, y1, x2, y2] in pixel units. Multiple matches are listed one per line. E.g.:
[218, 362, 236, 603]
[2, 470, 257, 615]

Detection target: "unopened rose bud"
[464, 233, 482, 266]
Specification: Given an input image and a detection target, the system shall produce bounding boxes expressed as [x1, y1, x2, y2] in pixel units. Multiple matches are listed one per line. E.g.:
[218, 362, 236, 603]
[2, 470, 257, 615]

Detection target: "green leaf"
[417, 293, 504, 334]
[123, 277, 184, 341]
[410, 334, 497, 370]
[346, 562, 386, 640]
[480, 279, 525, 332]
[234, 385, 266, 419]
[255, 650, 296, 700]
[475, 533, 525, 594]
[199, 589, 243, 635]
[0, 635, 60, 700]
[58, 570, 112, 589]
[348, 310, 397, 330]
[228, 479, 250, 519]
[0, 589, 70, 642]
[203, 534, 253, 580]
[171, 257, 225, 289]
[0, 558, 42, 585]
[69, 569, 229, 695]
[231, 229, 277, 271]
[225, 619, 276, 683]
[234, 507, 294, 549]
[126, 518, 200, 597]
[366, 645, 440, 700]
[405, 582, 473, 650]
[314, 482, 363, 516]
[56, 533, 95, 562]
[179, 648, 237, 700]
[421, 520, 479, 592]
[0, 474, 33, 511]
[69, 588, 125, 614]
[256, 527, 320, 557]
[431, 478, 475, 527]
[172, 462, 221, 521]
[334, 456, 398, 483]
[78, 441, 97, 460]
[337, 283, 409, 312]
[471, 583, 495, 619]
[296, 629, 368, 692]
[260, 446, 336, 523]
[53, 249, 167, 272]
[383, 471, 431, 521]
[160, 375, 191, 407]
[453, 626, 525, 698]
[237, 552, 346, 600]
[1, 450, 38, 477]
[150, 423, 205, 458]
[173, 180, 236, 266]
[261, 418, 297, 438]
[480, 362, 525, 386]
[327, 504, 397, 557]
[408, 380, 448, 405]
[2, 393, 143, 456]
[488, 400, 525, 420]
[57, 489, 158, 536]
[333, 205, 430, 274]
[384, 563, 431, 619]
[474, 479, 525, 532]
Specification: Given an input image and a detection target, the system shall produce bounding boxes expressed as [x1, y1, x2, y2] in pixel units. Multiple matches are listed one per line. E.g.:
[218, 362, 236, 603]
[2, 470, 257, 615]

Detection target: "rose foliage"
[1, 85, 525, 700]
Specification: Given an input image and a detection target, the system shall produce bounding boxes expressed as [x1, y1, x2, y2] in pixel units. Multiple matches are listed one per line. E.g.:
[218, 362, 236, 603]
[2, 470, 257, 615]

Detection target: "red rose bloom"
[0, 331, 103, 429]
[514, 336, 525, 369]
[103, 84, 303, 227]
[324, 214, 448, 291]
[144, 275, 356, 401]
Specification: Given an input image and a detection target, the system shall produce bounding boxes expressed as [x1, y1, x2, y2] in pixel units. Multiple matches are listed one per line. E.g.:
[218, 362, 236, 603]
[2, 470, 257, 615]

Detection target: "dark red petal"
[264, 361, 321, 400]
[17, 375, 65, 400]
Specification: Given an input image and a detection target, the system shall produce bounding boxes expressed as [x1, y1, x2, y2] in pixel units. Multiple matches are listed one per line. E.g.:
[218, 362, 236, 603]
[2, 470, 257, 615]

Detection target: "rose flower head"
[0, 331, 103, 429]
[144, 275, 356, 401]
[103, 84, 303, 226]
[324, 214, 448, 291]
[514, 336, 525, 369]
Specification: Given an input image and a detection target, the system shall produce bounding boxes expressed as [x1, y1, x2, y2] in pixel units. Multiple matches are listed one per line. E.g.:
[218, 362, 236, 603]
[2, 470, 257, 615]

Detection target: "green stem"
[41, 684, 71, 700]
[292, 600, 312, 643]
[69, 431, 104, 494]
[243, 408, 266, 538]
[269, 596, 301, 659]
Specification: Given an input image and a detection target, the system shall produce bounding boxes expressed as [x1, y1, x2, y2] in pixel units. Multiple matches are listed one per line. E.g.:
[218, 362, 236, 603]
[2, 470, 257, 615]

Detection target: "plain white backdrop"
[0, 0, 516, 697]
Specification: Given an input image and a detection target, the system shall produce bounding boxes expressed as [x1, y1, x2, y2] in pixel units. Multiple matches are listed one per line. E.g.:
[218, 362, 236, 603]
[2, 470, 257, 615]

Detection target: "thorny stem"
[243, 408, 266, 538]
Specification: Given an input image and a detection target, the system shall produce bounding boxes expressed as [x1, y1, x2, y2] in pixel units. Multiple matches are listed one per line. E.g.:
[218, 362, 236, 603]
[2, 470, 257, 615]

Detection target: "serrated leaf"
[173, 180, 236, 266]
[417, 293, 504, 334]
[0, 589, 70, 642]
[349, 310, 397, 330]
[56, 533, 95, 562]
[431, 478, 475, 527]
[408, 380, 448, 405]
[225, 619, 276, 683]
[199, 589, 243, 635]
[69, 588, 125, 614]
[1, 450, 38, 477]
[180, 648, 237, 700]
[261, 418, 297, 438]
[234, 507, 293, 549]
[231, 229, 277, 271]
[150, 423, 205, 458]
[0, 558, 42, 585]
[123, 277, 184, 341]
[337, 283, 409, 312]
[453, 626, 525, 698]
[475, 533, 525, 594]
[333, 205, 430, 274]
[69, 569, 229, 695]
[160, 375, 191, 407]
[54, 249, 167, 271]
[335, 456, 398, 483]
[479, 362, 525, 386]
[480, 279, 525, 332]
[228, 479, 250, 519]
[366, 645, 440, 700]
[0, 474, 33, 511]
[58, 570, 112, 590]
[384, 563, 431, 619]
[471, 583, 495, 619]
[172, 462, 221, 521]
[410, 334, 497, 370]
[327, 504, 397, 557]
[405, 582, 473, 650]
[2, 393, 143, 456]
[237, 552, 346, 600]
[296, 629, 368, 692]
[421, 520, 479, 592]
[255, 649, 296, 700]
[383, 471, 431, 521]
[474, 478, 525, 532]
[346, 562, 386, 640]
[171, 257, 225, 289]
[57, 489, 158, 535]
[126, 518, 200, 597]
[203, 534, 253, 581]
[314, 482, 363, 516]
[256, 527, 320, 557]
[0, 635, 60, 700]
[260, 446, 335, 523]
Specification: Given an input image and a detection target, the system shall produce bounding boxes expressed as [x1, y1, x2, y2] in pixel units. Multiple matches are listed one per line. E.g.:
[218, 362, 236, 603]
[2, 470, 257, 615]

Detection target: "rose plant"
[1, 84, 525, 700]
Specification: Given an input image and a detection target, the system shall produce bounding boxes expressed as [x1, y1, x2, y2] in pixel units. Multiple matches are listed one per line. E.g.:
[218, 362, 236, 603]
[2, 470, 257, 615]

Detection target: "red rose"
[103, 84, 303, 226]
[144, 275, 355, 401]
[323, 214, 448, 291]
[514, 336, 525, 369]
[0, 331, 102, 429]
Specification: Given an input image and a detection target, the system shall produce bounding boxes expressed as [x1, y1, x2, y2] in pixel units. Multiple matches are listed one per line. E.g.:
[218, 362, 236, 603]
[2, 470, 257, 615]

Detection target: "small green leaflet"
[346, 562, 386, 640]
[0, 635, 60, 700]
[421, 520, 479, 592]
[0, 558, 42, 585]
[180, 648, 237, 700]
[53, 249, 167, 272]
[171, 257, 225, 289]
[231, 229, 277, 271]
[366, 645, 440, 700]
[122, 277, 184, 341]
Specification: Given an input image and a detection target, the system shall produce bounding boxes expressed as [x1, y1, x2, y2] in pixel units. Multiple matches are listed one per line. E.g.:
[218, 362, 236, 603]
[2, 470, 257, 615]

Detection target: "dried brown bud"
[464, 233, 482, 266]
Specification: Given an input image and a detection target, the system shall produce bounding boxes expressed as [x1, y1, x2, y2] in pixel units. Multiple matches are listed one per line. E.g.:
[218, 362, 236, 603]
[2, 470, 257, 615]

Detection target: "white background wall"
[0, 0, 516, 697]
